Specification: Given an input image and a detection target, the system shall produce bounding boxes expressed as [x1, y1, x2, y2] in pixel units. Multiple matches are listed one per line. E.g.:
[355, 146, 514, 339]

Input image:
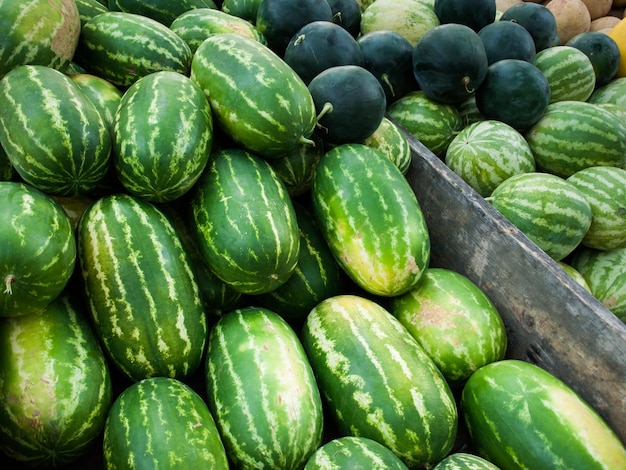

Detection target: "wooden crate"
[404, 133, 626, 444]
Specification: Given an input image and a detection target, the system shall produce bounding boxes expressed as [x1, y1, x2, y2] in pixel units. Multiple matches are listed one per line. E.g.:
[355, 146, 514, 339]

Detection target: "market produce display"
[1, 0, 626, 468]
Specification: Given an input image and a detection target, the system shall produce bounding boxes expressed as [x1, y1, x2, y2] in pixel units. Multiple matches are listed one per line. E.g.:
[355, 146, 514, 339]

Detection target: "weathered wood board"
[404, 134, 626, 444]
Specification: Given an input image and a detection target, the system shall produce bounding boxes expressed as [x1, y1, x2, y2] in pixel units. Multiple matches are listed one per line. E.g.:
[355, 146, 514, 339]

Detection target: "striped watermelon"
[390, 267, 508, 388]
[221, 0, 262, 22]
[558, 261, 592, 293]
[387, 90, 462, 157]
[70, 72, 122, 134]
[190, 148, 300, 295]
[566, 166, 626, 251]
[108, 0, 217, 25]
[103, 376, 229, 469]
[304, 436, 409, 470]
[205, 306, 324, 469]
[0, 294, 112, 467]
[74, 0, 109, 26]
[588, 76, 626, 108]
[360, 0, 440, 46]
[113, 70, 213, 203]
[534, 45, 596, 103]
[0, 64, 111, 196]
[432, 453, 499, 470]
[77, 193, 207, 382]
[0, 0, 81, 78]
[312, 143, 430, 297]
[301, 294, 458, 468]
[170, 7, 267, 53]
[444, 119, 536, 197]
[362, 116, 412, 175]
[486, 172, 593, 261]
[569, 245, 626, 322]
[0, 182, 76, 317]
[461, 359, 626, 468]
[76, 11, 192, 87]
[190, 33, 317, 159]
[524, 100, 626, 178]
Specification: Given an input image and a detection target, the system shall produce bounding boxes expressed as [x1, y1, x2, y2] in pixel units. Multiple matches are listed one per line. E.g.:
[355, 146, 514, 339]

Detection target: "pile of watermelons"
[1, 0, 626, 468]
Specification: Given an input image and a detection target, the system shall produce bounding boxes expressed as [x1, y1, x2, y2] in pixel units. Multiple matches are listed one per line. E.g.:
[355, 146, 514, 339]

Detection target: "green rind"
[75, 0, 109, 27]
[77, 193, 207, 382]
[304, 436, 409, 470]
[362, 116, 412, 175]
[76, 11, 192, 87]
[301, 294, 458, 468]
[0, 182, 76, 317]
[534, 45, 596, 103]
[113, 70, 213, 203]
[588, 76, 626, 108]
[108, 0, 217, 26]
[170, 7, 267, 54]
[70, 72, 122, 134]
[524, 100, 626, 178]
[205, 307, 324, 469]
[0, 64, 112, 196]
[566, 166, 626, 251]
[487, 172, 592, 261]
[190, 148, 300, 295]
[190, 33, 317, 159]
[445, 119, 536, 197]
[221, 0, 262, 22]
[390, 267, 507, 388]
[461, 359, 626, 469]
[0, 295, 112, 467]
[0, 0, 81, 78]
[432, 453, 500, 470]
[103, 377, 229, 469]
[387, 90, 462, 157]
[311, 143, 430, 297]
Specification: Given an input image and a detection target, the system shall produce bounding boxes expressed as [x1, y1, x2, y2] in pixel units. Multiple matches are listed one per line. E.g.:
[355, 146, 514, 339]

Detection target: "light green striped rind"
[487, 172, 592, 261]
[0, 182, 76, 317]
[362, 117, 412, 175]
[588, 76, 626, 108]
[301, 294, 458, 468]
[76, 11, 192, 87]
[432, 452, 500, 470]
[205, 307, 324, 469]
[312, 143, 430, 297]
[566, 166, 626, 251]
[391, 268, 507, 388]
[77, 193, 207, 382]
[524, 100, 626, 178]
[0, 65, 112, 196]
[75, 0, 109, 27]
[190, 148, 300, 295]
[445, 119, 536, 197]
[108, 0, 217, 26]
[0, 295, 112, 467]
[0, 0, 81, 78]
[103, 376, 228, 469]
[569, 245, 626, 322]
[113, 70, 213, 203]
[190, 33, 317, 159]
[304, 436, 409, 470]
[170, 8, 267, 53]
[221, 0, 262, 22]
[70, 72, 122, 134]
[461, 359, 626, 469]
[534, 45, 596, 103]
[387, 90, 462, 157]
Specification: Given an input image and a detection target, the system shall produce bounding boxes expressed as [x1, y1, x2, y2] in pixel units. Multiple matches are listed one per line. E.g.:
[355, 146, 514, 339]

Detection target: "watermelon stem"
[316, 102, 333, 123]
[463, 76, 475, 94]
[4, 274, 15, 295]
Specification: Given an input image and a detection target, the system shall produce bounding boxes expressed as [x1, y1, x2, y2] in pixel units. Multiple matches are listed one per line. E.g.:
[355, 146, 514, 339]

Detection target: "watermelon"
[107, 0, 217, 26]
[524, 100, 626, 178]
[569, 245, 626, 322]
[387, 90, 462, 157]
[190, 33, 317, 159]
[432, 453, 499, 470]
[390, 267, 508, 388]
[0, 64, 111, 196]
[221, 0, 262, 22]
[304, 436, 409, 470]
[588, 76, 626, 107]
[103, 376, 229, 469]
[76, 11, 192, 87]
[70, 72, 123, 134]
[113, 70, 213, 203]
[498, 1, 559, 52]
[311, 143, 430, 296]
[486, 172, 593, 261]
[558, 261, 592, 293]
[534, 45, 596, 103]
[77, 193, 207, 382]
[327, 0, 362, 37]
[478, 19, 537, 65]
[0, 182, 76, 317]
[75, 0, 109, 26]
[0, 294, 112, 467]
[362, 116, 412, 175]
[0, 0, 81, 78]
[301, 294, 458, 468]
[566, 31, 621, 88]
[433, 0, 496, 32]
[190, 148, 300, 295]
[205, 306, 324, 469]
[461, 359, 626, 469]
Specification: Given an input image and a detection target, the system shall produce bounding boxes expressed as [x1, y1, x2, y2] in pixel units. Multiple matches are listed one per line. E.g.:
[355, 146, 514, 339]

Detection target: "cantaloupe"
[545, 0, 591, 43]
